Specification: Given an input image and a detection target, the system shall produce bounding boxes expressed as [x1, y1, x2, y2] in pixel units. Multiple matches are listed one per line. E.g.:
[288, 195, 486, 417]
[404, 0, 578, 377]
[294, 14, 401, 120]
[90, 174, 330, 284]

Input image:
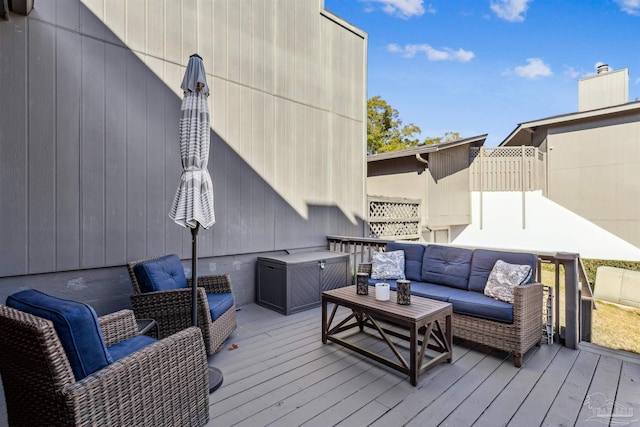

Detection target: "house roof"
[367, 134, 487, 163]
[500, 101, 640, 147]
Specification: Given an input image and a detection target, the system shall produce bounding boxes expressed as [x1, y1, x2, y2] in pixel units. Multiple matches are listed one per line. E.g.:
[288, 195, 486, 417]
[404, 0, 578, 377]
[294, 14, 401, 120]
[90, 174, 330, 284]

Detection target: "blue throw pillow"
[134, 254, 188, 292]
[6, 289, 113, 381]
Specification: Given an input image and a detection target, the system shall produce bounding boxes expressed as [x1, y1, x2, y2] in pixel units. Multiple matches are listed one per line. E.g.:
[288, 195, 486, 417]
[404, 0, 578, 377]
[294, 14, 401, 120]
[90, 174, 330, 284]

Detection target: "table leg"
[410, 323, 418, 386]
[322, 296, 327, 344]
[446, 314, 453, 363]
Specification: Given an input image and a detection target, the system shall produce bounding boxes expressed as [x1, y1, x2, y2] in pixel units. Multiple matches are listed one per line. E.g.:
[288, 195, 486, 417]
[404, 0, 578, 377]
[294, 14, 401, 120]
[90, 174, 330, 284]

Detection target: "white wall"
[451, 191, 640, 261]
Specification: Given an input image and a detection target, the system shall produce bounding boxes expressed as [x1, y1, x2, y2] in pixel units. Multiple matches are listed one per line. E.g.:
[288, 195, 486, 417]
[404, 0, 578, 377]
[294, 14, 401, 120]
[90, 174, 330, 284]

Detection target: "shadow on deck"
[206, 303, 640, 427]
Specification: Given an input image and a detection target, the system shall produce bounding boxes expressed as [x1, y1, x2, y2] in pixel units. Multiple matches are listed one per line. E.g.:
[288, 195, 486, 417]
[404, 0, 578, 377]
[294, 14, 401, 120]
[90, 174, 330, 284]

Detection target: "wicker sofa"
[0, 291, 209, 426]
[359, 242, 543, 367]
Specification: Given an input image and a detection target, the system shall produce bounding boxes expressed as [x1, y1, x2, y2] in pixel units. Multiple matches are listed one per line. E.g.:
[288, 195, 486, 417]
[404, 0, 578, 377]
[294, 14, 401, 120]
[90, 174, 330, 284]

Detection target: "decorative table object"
[356, 273, 369, 295]
[375, 283, 390, 301]
[396, 279, 411, 305]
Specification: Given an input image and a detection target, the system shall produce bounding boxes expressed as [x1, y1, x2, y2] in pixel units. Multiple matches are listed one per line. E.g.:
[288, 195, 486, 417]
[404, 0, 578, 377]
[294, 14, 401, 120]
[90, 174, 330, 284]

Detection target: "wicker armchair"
[358, 262, 543, 367]
[0, 305, 209, 426]
[128, 256, 237, 355]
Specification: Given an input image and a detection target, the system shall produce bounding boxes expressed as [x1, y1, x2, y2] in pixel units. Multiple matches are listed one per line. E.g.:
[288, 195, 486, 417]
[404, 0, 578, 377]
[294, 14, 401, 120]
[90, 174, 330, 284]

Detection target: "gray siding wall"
[0, 0, 367, 310]
[546, 114, 640, 250]
[427, 145, 471, 228]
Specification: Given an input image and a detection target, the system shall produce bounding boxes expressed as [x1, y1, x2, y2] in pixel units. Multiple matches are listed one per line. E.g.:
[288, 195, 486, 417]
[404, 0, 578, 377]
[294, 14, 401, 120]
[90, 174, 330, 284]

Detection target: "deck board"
[205, 303, 640, 427]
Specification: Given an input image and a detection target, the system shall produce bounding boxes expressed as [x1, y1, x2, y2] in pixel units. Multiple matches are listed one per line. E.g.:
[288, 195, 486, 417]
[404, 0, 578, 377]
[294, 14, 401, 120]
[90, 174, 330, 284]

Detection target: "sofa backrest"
[421, 245, 473, 290]
[468, 249, 537, 293]
[386, 241, 425, 282]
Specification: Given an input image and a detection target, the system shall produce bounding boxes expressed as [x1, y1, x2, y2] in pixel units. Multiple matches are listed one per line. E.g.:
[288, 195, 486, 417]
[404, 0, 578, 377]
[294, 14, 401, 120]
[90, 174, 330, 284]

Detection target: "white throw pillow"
[483, 260, 532, 303]
[371, 250, 405, 280]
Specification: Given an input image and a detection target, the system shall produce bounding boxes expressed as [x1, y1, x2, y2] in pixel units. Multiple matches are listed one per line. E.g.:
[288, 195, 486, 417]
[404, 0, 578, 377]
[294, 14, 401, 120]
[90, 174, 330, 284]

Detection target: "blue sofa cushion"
[410, 281, 471, 302]
[469, 249, 537, 293]
[206, 293, 234, 321]
[134, 254, 188, 293]
[6, 289, 113, 381]
[448, 291, 514, 323]
[387, 242, 425, 282]
[421, 245, 473, 290]
[108, 335, 157, 362]
[367, 278, 397, 290]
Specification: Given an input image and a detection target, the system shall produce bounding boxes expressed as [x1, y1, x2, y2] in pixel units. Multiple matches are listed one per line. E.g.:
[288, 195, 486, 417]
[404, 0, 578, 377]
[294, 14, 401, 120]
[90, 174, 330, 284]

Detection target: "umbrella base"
[209, 367, 223, 393]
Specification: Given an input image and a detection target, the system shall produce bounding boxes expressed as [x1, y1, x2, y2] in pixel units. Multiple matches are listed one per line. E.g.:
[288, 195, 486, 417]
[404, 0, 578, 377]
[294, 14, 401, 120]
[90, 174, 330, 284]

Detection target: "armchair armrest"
[188, 274, 234, 294]
[131, 287, 210, 339]
[65, 327, 209, 426]
[99, 309, 139, 346]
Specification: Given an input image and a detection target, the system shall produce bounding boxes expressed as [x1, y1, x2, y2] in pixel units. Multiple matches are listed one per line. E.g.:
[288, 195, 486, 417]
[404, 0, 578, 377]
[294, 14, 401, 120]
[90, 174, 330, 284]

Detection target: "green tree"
[423, 131, 460, 146]
[367, 96, 421, 154]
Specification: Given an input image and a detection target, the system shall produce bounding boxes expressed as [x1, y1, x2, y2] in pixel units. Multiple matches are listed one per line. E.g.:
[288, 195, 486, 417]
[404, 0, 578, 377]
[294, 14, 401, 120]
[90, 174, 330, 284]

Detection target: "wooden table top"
[323, 285, 452, 323]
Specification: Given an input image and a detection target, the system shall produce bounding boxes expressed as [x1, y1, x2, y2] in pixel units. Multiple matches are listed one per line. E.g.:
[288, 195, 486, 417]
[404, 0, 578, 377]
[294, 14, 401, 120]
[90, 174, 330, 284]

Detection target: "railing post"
[556, 252, 580, 349]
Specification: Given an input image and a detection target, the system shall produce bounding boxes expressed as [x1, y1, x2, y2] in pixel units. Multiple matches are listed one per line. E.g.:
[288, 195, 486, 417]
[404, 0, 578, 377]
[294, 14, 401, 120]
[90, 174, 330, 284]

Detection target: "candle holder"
[396, 279, 411, 305]
[356, 272, 369, 295]
[375, 283, 390, 301]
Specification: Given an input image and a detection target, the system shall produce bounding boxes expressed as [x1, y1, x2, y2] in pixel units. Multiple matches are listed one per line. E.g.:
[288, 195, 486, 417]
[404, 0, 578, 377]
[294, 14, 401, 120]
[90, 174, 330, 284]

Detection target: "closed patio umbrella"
[169, 53, 221, 392]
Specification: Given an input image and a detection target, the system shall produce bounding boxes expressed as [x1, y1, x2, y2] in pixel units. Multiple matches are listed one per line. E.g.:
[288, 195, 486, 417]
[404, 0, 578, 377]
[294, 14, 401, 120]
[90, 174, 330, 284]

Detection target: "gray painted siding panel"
[81, 36, 106, 268]
[0, 18, 28, 276]
[104, 45, 128, 266]
[125, 55, 148, 261]
[28, 20, 56, 274]
[55, 30, 82, 271]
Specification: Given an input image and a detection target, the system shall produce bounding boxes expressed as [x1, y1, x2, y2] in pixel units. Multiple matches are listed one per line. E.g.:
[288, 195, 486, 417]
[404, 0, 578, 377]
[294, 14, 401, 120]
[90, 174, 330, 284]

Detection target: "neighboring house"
[367, 135, 487, 242]
[0, 0, 367, 312]
[367, 65, 640, 261]
[499, 65, 640, 253]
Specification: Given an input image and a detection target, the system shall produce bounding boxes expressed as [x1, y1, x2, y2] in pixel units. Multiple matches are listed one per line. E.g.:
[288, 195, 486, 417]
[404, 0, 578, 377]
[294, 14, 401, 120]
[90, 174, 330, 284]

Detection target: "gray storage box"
[256, 251, 349, 315]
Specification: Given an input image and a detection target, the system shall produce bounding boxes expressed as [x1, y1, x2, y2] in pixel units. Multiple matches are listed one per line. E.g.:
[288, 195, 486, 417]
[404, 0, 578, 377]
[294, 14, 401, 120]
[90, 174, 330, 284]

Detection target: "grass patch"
[539, 264, 640, 354]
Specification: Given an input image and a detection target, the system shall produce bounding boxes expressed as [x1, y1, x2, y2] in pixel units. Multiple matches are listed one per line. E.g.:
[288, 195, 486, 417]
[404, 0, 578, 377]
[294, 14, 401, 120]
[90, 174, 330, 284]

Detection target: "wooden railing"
[327, 235, 593, 349]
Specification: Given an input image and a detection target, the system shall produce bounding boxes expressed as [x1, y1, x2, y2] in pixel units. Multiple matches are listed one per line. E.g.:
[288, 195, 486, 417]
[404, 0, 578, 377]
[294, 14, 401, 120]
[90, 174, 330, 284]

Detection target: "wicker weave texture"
[0, 306, 209, 426]
[128, 256, 237, 355]
[358, 263, 543, 366]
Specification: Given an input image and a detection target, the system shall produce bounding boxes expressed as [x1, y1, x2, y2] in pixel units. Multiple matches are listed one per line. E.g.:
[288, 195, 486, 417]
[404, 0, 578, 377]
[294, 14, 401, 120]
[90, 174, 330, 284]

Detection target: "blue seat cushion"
[410, 281, 470, 302]
[387, 242, 425, 282]
[448, 291, 514, 323]
[421, 245, 473, 290]
[206, 292, 234, 321]
[134, 254, 188, 293]
[468, 249, 537, 293]
[108, 335, 157, 362]
[6, 289, 113, 381]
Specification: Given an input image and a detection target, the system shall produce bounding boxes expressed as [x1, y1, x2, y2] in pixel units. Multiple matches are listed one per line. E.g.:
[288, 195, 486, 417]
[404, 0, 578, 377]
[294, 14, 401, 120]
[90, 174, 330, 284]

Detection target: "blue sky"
[323, 0, 640, 146]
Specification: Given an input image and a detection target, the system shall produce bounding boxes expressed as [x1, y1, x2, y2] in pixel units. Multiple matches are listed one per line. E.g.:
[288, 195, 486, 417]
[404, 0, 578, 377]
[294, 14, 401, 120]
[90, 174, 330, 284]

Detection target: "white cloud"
[362, 0, 426, 19]
[490, 0, 532, 22]
[615, 0, 640, 15]
[513, 58, 553, 79]
[387, 43, 474, 61]
[563, 66, 581, 79]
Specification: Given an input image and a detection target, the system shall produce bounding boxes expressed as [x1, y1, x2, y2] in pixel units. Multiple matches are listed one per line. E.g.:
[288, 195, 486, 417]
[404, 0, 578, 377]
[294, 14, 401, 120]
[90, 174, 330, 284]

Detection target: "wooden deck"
[207, 303, 640, 427]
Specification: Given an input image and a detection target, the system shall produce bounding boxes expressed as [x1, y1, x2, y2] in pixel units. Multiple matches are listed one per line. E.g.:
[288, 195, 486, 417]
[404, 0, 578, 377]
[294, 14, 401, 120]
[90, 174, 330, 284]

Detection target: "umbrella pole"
[191, 224, 199, 327]
[190, 222, 224, 393]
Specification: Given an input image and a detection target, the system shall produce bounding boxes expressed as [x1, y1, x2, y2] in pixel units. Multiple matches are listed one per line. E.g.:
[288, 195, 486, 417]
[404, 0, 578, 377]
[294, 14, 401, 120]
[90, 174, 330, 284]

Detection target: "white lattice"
[368, 197, 420, 240]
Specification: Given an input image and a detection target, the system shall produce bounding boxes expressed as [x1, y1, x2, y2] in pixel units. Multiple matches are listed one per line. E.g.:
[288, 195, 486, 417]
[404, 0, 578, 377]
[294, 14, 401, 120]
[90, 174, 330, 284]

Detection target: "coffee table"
[322, 286, 452, 386]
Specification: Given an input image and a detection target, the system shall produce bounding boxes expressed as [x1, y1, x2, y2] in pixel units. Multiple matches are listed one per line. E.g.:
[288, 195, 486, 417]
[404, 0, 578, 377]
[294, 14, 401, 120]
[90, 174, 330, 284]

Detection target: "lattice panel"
[368, 197, 420, 239]
[369, 201, 419, 219]
[469, 146, 536, 161]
